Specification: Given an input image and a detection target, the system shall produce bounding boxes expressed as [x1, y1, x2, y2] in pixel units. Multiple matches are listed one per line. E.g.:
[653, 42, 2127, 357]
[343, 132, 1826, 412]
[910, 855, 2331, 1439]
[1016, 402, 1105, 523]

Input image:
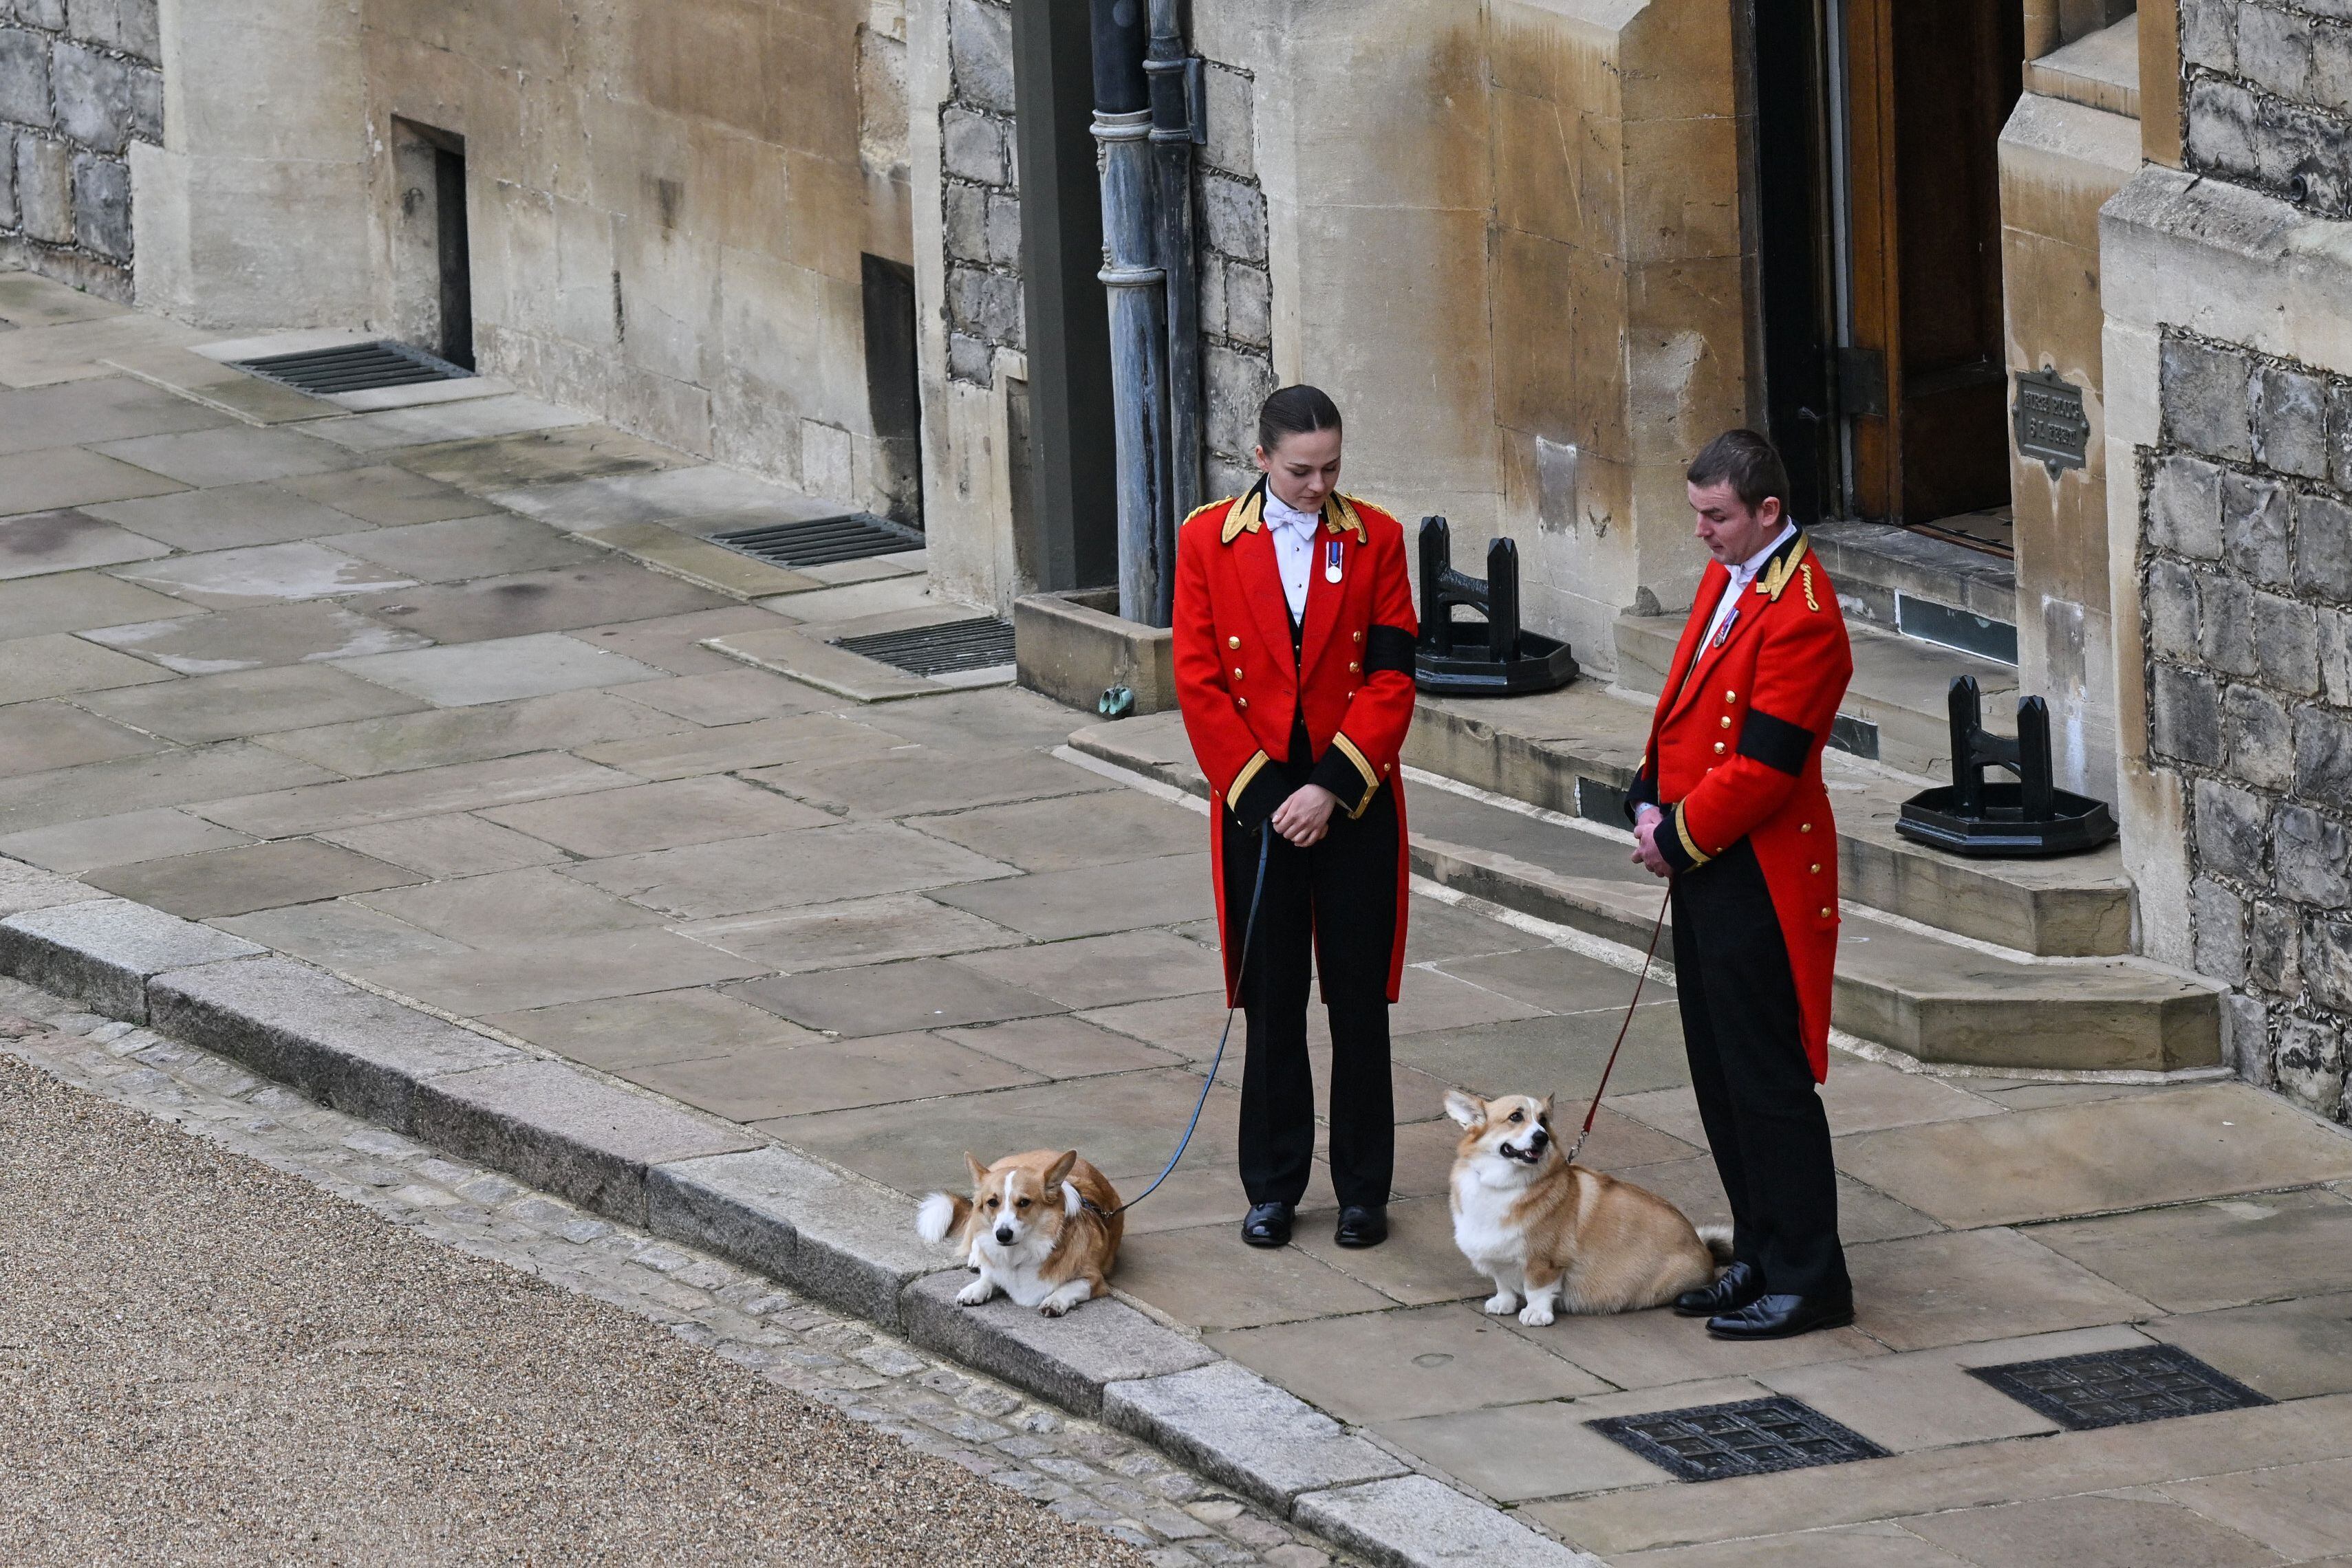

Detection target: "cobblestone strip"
[0, 975, 1350, 1568]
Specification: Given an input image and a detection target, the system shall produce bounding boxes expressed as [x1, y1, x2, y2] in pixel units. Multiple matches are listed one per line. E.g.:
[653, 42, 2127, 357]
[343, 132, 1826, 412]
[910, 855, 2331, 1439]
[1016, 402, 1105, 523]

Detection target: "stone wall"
[2179, 0, 2352, 216]
[2140, 327, 2352, 1118]
[1195, 58, 1273, 503]
[940, 0, 1019, 385]
[0, 0, 161, 298]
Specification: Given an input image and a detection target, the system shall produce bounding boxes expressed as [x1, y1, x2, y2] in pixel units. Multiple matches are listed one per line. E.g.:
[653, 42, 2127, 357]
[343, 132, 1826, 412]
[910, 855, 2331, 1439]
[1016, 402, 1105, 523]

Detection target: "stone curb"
[0, 862, 1594, 1567]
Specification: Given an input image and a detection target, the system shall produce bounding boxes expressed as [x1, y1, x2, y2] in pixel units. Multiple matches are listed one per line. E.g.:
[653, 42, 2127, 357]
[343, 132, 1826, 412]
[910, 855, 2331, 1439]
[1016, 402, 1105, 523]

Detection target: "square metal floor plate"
[1586, 1396, 1889, 1483]
[1967, 1344, 2273, 1431]
[233, 340, 469, 395]
[712, 514, 923, 569]
[834, 618, 1017, 679]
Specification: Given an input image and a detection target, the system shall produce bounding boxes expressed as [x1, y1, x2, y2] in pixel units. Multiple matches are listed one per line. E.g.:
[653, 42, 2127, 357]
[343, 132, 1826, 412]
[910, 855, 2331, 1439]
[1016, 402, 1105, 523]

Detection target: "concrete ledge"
[148, 957, 526, 1131]
[413, 1060, 763, 1228]
[1102, 1361, 1408, 1514]
[1295, 1475, 1604, 1568]
[647, 1146, 946, 1329]
[0, 860, 107, 919]
[1015, 589, 1177, 715]
[902, 1270, 1217, 1417]
[0, 899, 263, 1022]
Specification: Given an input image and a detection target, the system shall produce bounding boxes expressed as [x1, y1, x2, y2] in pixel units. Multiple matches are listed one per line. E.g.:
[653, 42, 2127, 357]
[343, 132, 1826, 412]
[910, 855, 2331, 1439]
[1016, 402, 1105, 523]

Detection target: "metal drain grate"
[713, 514, 925, 569]
[1967, 1344, 2272, 1431]
[1587, 1397, 1889, 1482]
[233, 340, 470, 395]
[835, 618, 1017, 678]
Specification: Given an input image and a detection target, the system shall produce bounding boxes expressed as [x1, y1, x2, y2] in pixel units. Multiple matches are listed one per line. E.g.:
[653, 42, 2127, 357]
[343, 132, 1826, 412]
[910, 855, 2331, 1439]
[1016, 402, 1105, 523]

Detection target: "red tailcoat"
[1629, 530, 1854, 1080]
[1172, 485, 1419, 1002]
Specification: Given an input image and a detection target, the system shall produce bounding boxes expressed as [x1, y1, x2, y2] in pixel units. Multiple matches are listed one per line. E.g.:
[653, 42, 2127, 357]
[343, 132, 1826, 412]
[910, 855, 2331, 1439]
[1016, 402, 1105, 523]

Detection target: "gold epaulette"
[1324, 493, 1368, 542]
[1755, 531, 1812, 603]
[1220, 488, 1266, 544]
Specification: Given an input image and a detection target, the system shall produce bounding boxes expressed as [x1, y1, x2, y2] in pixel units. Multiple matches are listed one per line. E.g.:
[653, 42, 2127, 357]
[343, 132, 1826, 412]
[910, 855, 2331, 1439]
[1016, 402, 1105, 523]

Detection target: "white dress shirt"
[1264, 491, 1320, 622]
[1701, 521, 1798, 652]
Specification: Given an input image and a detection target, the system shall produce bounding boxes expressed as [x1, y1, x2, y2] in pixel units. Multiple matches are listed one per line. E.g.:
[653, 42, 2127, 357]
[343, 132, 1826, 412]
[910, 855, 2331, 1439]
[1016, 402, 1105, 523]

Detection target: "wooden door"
[1845, 0, 2023, 527]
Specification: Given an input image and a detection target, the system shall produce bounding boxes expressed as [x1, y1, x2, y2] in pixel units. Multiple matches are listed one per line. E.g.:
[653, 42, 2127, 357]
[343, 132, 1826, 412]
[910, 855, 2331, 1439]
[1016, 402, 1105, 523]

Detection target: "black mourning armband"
[1736, 709, 1815, 776]
[1363, 624, 1416, 675]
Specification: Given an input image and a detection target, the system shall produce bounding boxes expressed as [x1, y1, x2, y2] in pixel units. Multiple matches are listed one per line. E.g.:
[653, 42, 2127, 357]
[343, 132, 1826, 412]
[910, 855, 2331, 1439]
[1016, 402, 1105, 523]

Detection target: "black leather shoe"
[1333, 1205, 1388, 1248]
[1673, 1259, 1763, 1318]
[1241, 1201, 1294, 1248]
[1706, 1292, 1855, 1340]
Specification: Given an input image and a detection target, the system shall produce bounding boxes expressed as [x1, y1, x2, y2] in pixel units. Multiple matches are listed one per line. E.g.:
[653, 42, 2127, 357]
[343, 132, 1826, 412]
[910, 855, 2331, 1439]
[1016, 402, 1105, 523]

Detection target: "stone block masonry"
[2142, 327, 2352, 1120]
[1195, 59, 1273, 503]
[2178, 0, 2352, 216]
[0, 0, 160, 298]
[941, 0, 1022, 385]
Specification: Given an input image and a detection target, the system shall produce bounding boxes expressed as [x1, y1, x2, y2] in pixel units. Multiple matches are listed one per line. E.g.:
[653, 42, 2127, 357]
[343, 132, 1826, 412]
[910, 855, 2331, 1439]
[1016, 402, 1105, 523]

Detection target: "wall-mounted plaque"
[2014, 369, 2089, 477]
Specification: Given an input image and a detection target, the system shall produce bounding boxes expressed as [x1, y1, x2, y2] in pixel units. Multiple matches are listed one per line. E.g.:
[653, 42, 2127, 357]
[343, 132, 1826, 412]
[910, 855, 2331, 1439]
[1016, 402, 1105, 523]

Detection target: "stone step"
[1613, 610, 2019, 778]
[1808, 520, 2020, 664]
[1067, 713, 2220, 1075]
[1403, 682, 2135, 959]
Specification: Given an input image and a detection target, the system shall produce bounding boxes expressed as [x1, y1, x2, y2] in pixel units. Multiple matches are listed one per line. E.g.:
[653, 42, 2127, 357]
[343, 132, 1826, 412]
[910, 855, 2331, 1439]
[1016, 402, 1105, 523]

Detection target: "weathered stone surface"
[2188, 77, 2263, 180]
[2236, 2, 2315, 100]
[14, 133, 69, 244]
[2255, 593, 2324, 696]
[0, 856, 101, 917]
[71, 151, 125, 259]
[647, 1145, 945, 1328]
[2194, 776, 2269, 880]
[1295, 1475, 1602, 1568]
[0, 25, 48, 127]
[947, 0, 1014, 114]
[67, 0, 160, 62]
[50, 41, 131, 152]
[412, 1059, 762, 1228]
[940, 105, 1005, 184]
[2296, 702, 2352, 800]
[2246, 898, 2302, 993]
[0, 897, 262, 1021]
[1200, 174, 1268, 265]
[2192, 876, 2248, 983]
[2222, 472, 2291, 586]
[2145, 558, 2201, 661]
[2152, 662, 2225, 765]
[943, 183, 987, 261]
[2148, 453, 2225, 560]
[2198, 573, 2261, 677]
[946, 265, 1022, 348]
[1102, 1361, 1407, 1511]
[2254, 365, 2330, 477]
[2309, 917, 2352, 1013]
[2274, 802, 2352, 908]
[147, 955, 524, 1130]
[2295, 491, 2352, 600]
[2276, 1014, 2346, 1118]
[2180, 0, 2238, 72]
[2225, 682, 2296, 789]
[1206, 342, 1276, 460]
[1227, 263, 1271, 347]
[902, 1270, 1217, 1417]
[1200, 63, 1253, 179]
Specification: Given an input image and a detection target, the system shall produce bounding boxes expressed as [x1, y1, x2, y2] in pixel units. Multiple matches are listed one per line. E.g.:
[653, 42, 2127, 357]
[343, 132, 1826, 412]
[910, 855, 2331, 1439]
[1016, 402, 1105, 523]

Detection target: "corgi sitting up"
[915, 1149, 1124, 1318]
[1445, 1090, 1731, 1327]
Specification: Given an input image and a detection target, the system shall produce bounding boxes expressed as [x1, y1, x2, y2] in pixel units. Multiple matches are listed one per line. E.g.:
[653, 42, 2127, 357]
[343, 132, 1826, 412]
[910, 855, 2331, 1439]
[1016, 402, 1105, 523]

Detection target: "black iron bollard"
[1899, 676, 2115, 858]
[1412, 516, 1578, 697]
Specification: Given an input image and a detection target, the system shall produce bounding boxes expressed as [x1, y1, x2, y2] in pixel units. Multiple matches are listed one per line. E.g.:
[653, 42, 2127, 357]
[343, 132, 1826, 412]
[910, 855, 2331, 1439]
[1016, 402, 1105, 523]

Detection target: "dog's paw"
[1482, 1292, 1520, 1316]
[954, 1278, 995, 1307]
[1518, 1301, 1556, 1327]
[1038, 1299, 1070, 1318]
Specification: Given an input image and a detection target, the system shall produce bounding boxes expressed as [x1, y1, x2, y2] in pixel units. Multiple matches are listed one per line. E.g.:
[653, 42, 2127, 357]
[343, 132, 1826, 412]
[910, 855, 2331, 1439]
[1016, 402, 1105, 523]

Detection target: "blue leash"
[1097, 822, 1272, 1219]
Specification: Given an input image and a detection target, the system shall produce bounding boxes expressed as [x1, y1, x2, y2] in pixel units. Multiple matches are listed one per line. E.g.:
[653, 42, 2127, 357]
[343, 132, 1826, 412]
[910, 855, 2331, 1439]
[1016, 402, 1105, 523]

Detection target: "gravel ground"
[0, 1040, 1153, 1567]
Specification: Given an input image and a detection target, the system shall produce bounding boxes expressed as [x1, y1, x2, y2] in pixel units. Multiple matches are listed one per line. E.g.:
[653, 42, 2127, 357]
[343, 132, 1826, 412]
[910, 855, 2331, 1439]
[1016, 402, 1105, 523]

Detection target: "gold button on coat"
[1232, 668, 1244, 682]
[1719, 716, 1731, 729]
[1820, 906, 1833, 919]
[1348, 660, 1361, 673]
[1800, 822, 1813, 834]
[1811, 863, 1822, 874]
[1713, 741, 1726, 754]
[1236, 697, 1248, 710]
[1725, 690, 1737, 703]
[1352, 630, 1363, 643]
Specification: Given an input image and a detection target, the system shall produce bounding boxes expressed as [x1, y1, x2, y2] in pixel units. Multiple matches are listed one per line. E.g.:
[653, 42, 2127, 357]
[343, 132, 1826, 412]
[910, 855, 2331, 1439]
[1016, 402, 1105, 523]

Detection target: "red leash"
[1563, 888, 1674, 1166]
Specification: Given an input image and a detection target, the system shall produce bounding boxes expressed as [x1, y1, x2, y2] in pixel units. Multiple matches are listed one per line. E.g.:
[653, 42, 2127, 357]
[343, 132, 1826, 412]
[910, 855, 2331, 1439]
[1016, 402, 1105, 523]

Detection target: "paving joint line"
[0, 863, 1604, 1568]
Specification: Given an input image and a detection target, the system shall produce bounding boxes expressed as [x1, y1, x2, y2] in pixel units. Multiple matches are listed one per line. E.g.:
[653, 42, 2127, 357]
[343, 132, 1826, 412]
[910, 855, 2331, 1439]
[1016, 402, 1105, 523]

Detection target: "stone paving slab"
[80, 600, 434, 672]
[0, 376, 231, 455]
[87, 838, 418, 919]
[193, 752, 636, 836]
[0, 698, 164, 776]
[114, 540, 417, 607]
[0, 446, 188, 511]
[0, 741, 340, 836]
[0, 805, 255, 873]
[0, 567, 193, 640]
[1102, 1362, 1410, 1513]
[0, 630, 179, 704]
[78, 661, 430, 743]
[85, 481, 376, 552]
[0, 508, 173, 577]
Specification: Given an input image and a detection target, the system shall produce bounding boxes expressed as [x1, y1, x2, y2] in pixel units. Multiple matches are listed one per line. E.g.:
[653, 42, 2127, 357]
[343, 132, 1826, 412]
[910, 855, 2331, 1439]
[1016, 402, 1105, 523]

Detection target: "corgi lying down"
[1446, 1090, 1730, 1325]
[916, 1149, 1123, 1318]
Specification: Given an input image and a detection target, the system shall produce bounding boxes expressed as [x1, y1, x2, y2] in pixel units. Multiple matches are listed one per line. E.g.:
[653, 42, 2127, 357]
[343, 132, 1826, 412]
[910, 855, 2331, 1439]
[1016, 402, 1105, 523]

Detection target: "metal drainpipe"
[1145, 0, 1200, 543]
[1092, 0, 1172, 627]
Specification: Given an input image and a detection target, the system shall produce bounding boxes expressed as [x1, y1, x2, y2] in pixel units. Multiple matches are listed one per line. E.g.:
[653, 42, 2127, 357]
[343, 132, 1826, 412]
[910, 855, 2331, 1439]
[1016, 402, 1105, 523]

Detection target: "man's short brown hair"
[1686, 429, 1791, 516]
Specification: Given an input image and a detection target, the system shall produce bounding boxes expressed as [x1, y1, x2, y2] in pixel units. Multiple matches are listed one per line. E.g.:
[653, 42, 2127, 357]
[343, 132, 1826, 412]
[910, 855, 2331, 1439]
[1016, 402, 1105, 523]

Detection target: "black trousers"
[1669, 840, 1850, 1302]
[1220, 767, 1399, 1211]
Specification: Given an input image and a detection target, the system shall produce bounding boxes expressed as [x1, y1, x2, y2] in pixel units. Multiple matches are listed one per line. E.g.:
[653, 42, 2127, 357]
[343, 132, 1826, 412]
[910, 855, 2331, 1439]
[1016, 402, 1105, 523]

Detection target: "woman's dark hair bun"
[1257, 384, 1342, 454]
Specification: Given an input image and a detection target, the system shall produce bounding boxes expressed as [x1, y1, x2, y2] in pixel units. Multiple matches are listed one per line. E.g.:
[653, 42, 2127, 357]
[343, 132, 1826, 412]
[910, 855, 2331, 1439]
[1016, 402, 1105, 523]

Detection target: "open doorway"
[861, 253, 923, 528]
[1752, 0, 2024, 551]
[390, 120, 475, 371]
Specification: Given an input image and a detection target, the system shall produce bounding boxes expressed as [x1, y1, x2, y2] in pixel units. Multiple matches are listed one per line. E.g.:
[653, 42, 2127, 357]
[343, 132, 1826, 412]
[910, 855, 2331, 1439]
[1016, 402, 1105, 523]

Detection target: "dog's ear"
[1044, 1148, 1079, 1188]
[965, 1151, 991, 1190]
[1443, 1089, 1485, 1128]
[1538, 1094, 1555, 1120]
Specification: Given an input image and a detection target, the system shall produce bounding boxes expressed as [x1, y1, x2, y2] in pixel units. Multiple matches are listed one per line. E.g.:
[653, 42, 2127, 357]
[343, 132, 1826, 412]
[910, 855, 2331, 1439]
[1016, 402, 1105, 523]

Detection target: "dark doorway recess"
[1751, 0, 2024, 541]
[862, 254, 924, 529]
[433, 141, 474, 371]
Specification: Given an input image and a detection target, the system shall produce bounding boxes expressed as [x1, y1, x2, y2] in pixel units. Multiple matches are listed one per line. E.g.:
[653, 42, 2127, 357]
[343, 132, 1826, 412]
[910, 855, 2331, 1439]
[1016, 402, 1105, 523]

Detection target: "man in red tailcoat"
[1172, 386, 1418, 1252]
[1628, 428, 1857, 1340]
